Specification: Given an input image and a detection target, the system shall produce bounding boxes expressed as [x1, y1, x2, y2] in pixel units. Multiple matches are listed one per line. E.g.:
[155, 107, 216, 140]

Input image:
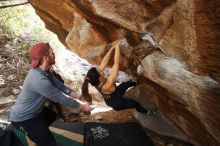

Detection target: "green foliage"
[0, 2, 64, 51]
[0, 3, 29, 36]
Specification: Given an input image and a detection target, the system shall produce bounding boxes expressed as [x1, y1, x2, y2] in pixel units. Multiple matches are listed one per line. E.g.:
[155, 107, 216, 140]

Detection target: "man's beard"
[47, 56, 55, 66]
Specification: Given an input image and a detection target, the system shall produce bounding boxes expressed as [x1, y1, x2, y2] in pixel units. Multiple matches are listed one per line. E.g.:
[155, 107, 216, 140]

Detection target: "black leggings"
[104, 81, 148, 113]
[12, 107, 58, 146]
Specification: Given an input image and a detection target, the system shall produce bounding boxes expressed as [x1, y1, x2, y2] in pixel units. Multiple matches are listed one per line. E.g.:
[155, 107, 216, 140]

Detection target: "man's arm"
[49, 71, 82, 99]
[49, 73, 72, 96]
[34, 76, 79, 108]
[34, 76, 90, 112]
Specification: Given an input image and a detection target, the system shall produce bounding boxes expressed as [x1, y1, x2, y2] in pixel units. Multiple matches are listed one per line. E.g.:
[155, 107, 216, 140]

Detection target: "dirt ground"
[0, 99, 193, 146]
[0, 36, 30, 122]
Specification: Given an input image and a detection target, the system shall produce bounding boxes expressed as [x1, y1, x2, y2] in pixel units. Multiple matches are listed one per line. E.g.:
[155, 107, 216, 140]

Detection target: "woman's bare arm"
[97, 46, 114, 71]
[106, 40, 121, 88]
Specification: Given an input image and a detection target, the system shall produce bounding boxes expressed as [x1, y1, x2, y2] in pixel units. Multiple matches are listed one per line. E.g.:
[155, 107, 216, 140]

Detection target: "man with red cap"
[10, 43, 91, 146]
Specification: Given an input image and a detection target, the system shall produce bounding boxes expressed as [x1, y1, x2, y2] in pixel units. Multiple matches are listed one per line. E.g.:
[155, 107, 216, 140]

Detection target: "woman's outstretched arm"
[106, 40, 121, 88]
[97, 46, 114, 71]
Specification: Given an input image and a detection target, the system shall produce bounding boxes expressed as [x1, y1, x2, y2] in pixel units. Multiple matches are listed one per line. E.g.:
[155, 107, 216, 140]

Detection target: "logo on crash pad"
[90, 126, 109, 139]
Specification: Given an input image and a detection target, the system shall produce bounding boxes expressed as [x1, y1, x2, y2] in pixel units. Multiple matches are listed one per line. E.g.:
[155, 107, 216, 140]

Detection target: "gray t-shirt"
[10, 67, 79, 122]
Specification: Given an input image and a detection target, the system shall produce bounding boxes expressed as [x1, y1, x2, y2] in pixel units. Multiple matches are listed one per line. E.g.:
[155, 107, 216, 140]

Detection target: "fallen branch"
[0, 101, 15, 108]
[0, 2, 29, 9]
[0, 69, 16, 73]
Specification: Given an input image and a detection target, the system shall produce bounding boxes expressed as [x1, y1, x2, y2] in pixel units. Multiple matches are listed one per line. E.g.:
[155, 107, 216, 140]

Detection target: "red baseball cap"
[28, 43, 50, 68]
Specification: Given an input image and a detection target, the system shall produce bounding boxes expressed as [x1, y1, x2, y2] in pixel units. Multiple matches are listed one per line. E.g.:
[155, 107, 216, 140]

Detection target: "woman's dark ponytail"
[81, 79, 92, 103]
[81, 67, 101, 103]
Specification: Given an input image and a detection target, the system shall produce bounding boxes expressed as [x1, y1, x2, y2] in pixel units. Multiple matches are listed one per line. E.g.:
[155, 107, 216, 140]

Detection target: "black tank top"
[96, 80, 116, 99]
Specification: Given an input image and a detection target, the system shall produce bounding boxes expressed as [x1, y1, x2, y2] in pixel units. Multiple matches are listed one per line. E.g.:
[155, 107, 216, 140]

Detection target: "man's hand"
[70, 91, 80, 99]
[79, 95, 85, 101]
[79, 103, 91, 113]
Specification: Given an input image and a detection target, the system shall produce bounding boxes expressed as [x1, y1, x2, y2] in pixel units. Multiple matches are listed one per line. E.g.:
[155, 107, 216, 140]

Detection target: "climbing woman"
[81, 40, 149, 113]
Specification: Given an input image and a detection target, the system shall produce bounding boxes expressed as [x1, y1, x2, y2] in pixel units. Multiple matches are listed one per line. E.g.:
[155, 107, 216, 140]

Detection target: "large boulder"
[29, 0, 220, 145]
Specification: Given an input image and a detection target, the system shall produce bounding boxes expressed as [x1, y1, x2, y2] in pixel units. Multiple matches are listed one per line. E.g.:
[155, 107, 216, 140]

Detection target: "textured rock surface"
[29, 0, 220, 145]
